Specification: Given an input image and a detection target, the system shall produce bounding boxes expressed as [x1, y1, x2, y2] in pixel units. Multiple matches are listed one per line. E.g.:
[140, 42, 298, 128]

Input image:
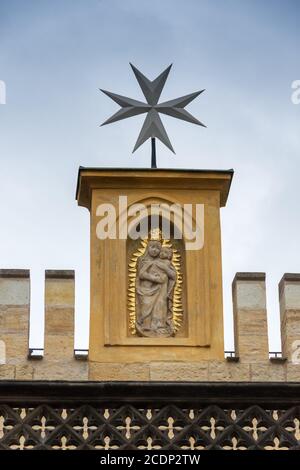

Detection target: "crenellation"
[36, 269, 90, 380]
[279, 273, 300, 363]
[0, 269, 30, 279]
[232, 272, 269, 363]
[44, 270, 75, 360]
[0, 269, 30, 365]
[0, 270, 299, 381]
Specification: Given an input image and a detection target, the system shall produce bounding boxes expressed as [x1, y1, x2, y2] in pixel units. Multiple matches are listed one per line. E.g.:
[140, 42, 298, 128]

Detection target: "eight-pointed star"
[100, 64, 206, 153]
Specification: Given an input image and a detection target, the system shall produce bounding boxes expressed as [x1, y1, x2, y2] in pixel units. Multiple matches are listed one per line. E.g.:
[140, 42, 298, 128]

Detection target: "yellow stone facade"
[0, 170, 300, 383]
[76, 168, 233, 363]
[0, 268, 298, 381]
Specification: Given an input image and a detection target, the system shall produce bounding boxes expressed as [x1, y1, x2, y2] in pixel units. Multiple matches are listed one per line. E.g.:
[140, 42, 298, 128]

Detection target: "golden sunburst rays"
[127, 237, 184, 336]
[162, 240, 184, 332]
[128, 238, 147, 335]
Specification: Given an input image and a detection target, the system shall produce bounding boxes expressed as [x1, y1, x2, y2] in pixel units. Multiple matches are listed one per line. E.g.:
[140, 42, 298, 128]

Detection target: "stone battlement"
[0, 269, 300, 382]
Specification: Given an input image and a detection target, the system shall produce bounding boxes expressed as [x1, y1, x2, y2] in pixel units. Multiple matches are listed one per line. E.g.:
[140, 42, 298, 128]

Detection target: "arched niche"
[126, 213, 187, 338]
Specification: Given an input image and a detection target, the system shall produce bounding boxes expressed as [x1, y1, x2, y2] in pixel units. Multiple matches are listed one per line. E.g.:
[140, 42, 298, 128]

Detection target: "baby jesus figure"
[136, 241, 177, 337]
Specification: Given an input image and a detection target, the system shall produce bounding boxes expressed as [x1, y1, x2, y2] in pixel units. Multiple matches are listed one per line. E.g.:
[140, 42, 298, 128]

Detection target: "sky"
[0, 0, 299, 351]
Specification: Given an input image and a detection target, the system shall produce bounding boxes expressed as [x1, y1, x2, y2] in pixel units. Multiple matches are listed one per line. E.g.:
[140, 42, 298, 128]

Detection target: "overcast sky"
[0, 0, 299, 351]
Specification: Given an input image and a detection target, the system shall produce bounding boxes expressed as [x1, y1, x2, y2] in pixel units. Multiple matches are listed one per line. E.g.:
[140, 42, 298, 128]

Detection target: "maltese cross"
[100, 64, 205, 167]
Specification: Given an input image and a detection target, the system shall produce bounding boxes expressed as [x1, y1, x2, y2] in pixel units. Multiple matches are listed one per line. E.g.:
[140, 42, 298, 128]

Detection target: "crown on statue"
[149, 227, 163, 241]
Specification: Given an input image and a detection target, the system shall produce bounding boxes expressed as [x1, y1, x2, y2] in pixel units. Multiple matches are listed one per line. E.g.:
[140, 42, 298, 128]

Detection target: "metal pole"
[151, 137, 157, 169]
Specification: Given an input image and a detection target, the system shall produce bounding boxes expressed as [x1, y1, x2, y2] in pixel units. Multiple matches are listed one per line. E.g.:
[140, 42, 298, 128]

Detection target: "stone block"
[150, 362, 208, 381]
[0, 334, 28, 364]
[279, 275, 300, 360]
[286, 363, 300, 381]
[33, 360, 88, 381]
[238, 335, 269, 362]
[15, 364, 34, 380]
[283, 310, 300, 336]
[0, 306, 29, 333]
[238, 310, 268, 334]
[0, 278, 29, 306]
[45, 279, 74, 307]
[233, 274, 268, 362]
[45, 307, 74, 334]
[44, 335, 74, 360]
[234, 280, 266, 310]
[250, 363, 286, 382]
[0, 364, 15, 379]
[208, 361, 250, 381]
[281, 282, 300, 310]
[89, 362, 150, 381]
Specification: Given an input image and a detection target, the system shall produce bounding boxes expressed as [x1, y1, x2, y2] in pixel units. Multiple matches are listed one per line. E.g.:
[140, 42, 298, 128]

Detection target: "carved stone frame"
[77, 169, 232, 362]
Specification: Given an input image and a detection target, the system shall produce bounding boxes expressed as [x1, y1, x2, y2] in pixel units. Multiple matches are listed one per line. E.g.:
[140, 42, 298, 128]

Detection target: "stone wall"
[0, 270, 300, 382]
[0, 269, 88, 381]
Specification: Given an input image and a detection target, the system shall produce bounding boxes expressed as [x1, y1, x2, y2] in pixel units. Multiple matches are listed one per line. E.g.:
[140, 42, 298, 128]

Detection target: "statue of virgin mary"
[135, 239, 177, 337]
